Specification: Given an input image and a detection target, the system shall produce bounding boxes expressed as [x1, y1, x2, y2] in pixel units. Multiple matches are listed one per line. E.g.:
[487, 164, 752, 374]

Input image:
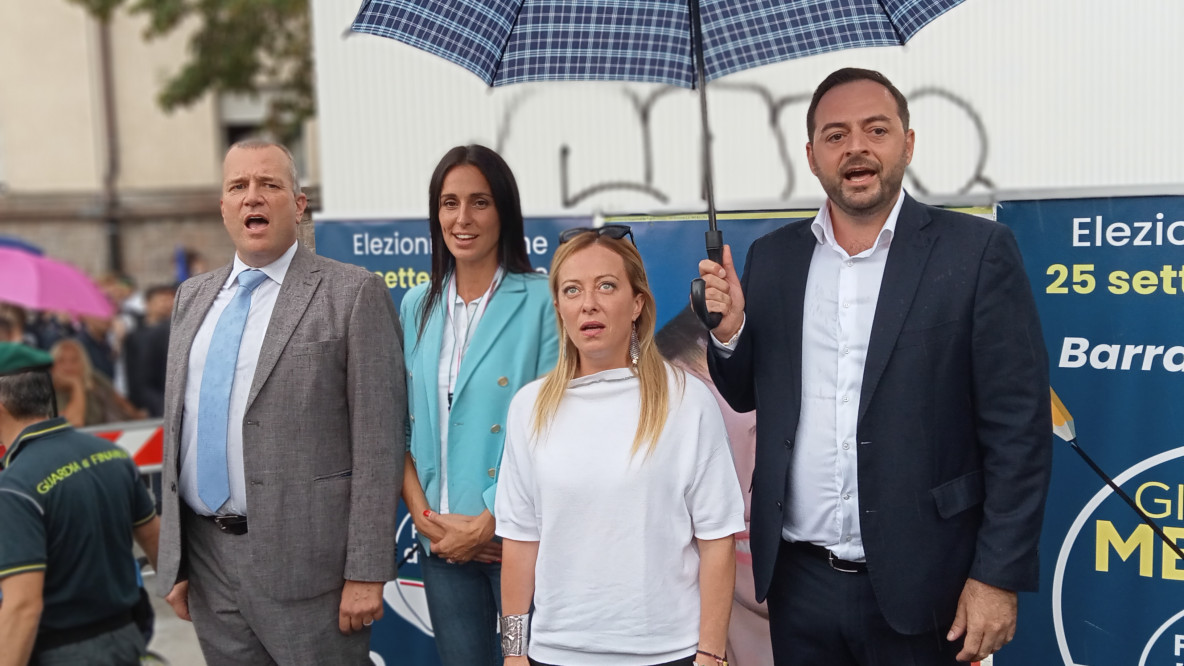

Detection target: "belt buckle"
[213, 515, 245, 534]
[828, 551, 860, 574]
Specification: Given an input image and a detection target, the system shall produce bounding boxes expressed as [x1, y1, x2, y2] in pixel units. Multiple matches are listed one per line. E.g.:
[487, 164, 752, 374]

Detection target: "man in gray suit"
[157, 140, 405, 664]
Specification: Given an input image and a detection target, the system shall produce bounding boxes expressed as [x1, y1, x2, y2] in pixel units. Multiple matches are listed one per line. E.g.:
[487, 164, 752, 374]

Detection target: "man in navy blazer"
[698, 68, 1051, 665]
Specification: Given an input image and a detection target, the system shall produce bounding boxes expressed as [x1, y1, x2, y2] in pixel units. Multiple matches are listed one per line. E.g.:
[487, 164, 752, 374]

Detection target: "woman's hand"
[411, 509, 446, 545]
[473, 540, 503, 563]
[51, 369, 81, 393]
[425, 510, 496, 563]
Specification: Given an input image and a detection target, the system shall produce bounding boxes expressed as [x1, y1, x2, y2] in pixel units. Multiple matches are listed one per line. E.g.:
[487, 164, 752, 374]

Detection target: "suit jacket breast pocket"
[291, 339, 343, 356]
[930, 469, 985, 519]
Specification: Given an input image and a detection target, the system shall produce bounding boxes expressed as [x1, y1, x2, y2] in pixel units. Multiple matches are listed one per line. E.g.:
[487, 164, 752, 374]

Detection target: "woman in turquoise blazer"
[400, 145, 558, 666]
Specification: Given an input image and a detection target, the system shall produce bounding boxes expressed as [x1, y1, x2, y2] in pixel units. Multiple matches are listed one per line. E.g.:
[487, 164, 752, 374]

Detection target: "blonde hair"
[531, 232, 680, 457]
[50, 338, 94, 391]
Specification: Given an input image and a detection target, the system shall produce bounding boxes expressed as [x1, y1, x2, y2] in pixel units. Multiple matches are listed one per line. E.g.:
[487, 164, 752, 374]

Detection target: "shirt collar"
[450, 266, 506, 307]
[568, 367, 637, 388]
[2, 417, 71, 469]
[225, 241, 298, 290]
[810, 189, 907, 259]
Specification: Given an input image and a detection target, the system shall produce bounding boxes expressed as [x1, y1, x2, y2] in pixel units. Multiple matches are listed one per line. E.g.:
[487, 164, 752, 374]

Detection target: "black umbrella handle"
[691, 230, 724, 330]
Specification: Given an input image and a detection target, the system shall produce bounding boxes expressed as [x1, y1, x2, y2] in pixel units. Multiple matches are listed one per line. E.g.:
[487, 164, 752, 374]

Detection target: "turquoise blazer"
[401, 271, 558, 524]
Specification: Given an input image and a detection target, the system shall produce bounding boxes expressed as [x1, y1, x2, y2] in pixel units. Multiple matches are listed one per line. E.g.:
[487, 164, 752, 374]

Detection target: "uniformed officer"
[0, 343, 161, 666]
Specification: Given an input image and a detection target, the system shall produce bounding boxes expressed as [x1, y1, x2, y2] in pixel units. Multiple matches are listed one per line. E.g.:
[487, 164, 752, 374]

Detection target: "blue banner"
[999, 196, 1184, 666]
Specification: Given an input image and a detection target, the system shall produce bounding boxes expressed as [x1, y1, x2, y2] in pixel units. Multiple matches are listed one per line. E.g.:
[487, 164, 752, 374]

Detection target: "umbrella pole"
[688, 0, 718, 236]
[688, 0, 723, 330]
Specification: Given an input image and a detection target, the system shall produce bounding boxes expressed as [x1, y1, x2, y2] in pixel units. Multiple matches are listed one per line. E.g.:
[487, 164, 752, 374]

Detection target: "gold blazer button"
[490, 424, 502, 434]
[488, 468, 496, 478]
[497, 376, 509, 387]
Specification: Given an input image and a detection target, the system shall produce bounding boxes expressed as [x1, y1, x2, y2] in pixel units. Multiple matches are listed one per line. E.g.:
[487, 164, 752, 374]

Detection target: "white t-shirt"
[496, 366, 746, 666]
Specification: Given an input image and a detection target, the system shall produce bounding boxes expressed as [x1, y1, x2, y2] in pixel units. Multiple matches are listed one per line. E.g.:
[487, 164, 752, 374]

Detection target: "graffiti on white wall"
[490, 81, 994, 214]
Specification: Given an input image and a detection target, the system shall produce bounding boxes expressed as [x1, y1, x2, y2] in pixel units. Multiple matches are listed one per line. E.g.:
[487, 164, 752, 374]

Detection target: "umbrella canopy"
[0, 235, 43, 255]
[352, 0, 965, 88]
[352, 0, 968, 328]
[0, 248, 114, 318]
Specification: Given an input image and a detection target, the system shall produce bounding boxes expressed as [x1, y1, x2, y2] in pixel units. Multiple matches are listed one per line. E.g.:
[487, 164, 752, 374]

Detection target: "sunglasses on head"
[557, 224, 635, 246]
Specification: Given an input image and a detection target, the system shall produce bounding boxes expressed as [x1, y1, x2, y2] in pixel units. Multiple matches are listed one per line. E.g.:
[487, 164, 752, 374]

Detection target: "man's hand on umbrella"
[698, 244, 745, 344]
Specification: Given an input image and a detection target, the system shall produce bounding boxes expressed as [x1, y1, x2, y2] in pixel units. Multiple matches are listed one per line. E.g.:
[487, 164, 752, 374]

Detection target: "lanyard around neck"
[445, 266, 504, 409]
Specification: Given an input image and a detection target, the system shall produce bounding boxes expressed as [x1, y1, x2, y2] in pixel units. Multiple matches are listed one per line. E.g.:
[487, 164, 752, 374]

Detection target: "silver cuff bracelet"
[500, 613, 530, 657]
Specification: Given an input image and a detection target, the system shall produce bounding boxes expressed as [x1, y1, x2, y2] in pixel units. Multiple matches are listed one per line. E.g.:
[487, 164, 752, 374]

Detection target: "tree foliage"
[69, 0, 314, 144]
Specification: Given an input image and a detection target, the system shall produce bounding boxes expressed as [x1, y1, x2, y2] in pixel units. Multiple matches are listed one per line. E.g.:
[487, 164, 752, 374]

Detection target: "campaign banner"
[998, 196, 1184, 666]
[316, 212, 800, 665]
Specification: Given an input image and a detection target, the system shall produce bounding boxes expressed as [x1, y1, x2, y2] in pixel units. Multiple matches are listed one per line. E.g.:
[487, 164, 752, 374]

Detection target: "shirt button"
[776, 501, 783, 510]
[846, 260, 854, 267]
[843, 347, 850, 355]
[488, 468, 496, 478]
[843, 493, 851, 501]
[845, 535, 853, 542]
[842, 302, 850, 309]
[842, 442, 850, 450]
[842, 395, 850, 403]
[497, 376, 509, 387]
[490, 424, 501, 434]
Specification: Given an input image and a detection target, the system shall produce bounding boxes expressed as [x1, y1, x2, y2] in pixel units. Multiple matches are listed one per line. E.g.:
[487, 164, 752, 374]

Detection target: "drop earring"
[629, 321, 640, 367]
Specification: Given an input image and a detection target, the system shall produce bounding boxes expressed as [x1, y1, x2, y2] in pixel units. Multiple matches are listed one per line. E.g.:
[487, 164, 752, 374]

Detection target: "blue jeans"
[421, 553, 502, 666]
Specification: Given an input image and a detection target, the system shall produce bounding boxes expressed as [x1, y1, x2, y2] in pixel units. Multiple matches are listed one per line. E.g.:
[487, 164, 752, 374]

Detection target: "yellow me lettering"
[1096, 520, 1184, 580]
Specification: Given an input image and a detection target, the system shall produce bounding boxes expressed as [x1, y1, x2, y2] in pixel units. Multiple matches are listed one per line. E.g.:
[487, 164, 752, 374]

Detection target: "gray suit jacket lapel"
[858, 195, 936, 425]
[247, 245, 321, 410]
[166, 265, 232, 467]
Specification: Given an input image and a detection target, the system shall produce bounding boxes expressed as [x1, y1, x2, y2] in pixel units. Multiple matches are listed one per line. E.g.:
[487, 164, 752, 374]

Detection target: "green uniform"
[0, 417, 156, 635]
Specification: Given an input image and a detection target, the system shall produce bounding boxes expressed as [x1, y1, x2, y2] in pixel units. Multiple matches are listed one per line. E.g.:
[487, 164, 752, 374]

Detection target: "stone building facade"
[0, 1, 317, 288]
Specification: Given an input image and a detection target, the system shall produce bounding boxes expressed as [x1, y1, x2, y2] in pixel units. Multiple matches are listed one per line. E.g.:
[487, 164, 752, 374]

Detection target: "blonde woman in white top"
[496, 226, 745, 666]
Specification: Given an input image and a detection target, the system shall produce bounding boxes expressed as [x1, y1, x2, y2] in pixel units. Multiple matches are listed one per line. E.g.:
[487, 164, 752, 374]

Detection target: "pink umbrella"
[0, 247, 114, 317]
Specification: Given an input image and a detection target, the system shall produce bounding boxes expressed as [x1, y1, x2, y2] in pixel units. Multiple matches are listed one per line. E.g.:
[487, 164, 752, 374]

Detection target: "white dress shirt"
[715, 190, 905, 561]
[179, 241, 298, 516]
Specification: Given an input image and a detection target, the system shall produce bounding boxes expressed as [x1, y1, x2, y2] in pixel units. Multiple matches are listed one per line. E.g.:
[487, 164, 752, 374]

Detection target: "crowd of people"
[0, 67, 1053, 666]
[0, 280, 178, 432]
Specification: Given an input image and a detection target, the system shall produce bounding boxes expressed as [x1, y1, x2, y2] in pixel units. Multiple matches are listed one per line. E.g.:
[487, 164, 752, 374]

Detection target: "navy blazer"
[709, 195, 1052, 635]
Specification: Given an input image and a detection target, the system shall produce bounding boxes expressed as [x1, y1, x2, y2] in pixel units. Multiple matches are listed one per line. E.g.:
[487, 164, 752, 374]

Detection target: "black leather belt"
[205, 514, 248, 535]
[792, 541, 867, 573]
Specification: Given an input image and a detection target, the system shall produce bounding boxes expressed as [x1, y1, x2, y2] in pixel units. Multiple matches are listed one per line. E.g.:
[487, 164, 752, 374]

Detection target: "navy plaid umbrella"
[352, 0, 968, 326]
[353, 0, 964, 88]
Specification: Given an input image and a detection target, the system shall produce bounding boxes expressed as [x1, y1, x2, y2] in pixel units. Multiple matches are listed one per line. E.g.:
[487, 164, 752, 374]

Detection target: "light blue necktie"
[196, 269, 269, 513]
